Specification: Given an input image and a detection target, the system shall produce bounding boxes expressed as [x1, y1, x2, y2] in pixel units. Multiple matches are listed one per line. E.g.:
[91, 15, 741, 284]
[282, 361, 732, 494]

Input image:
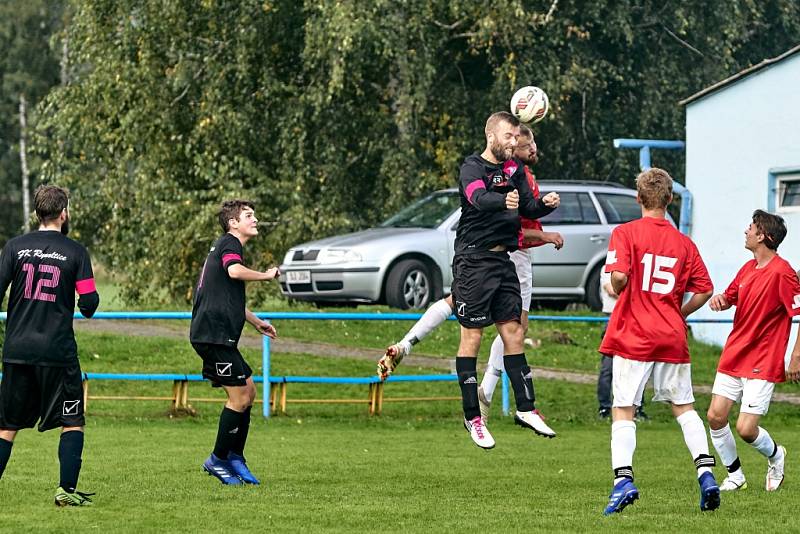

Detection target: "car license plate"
[286, 270, 311, 284]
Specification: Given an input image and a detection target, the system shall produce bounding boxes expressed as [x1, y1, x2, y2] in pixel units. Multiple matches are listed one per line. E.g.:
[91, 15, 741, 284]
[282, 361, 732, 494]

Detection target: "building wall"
[685, 53, 800, 351]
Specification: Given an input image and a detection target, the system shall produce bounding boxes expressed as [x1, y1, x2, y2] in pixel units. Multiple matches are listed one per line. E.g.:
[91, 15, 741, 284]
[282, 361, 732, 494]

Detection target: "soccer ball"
[510, 86, 549, 124]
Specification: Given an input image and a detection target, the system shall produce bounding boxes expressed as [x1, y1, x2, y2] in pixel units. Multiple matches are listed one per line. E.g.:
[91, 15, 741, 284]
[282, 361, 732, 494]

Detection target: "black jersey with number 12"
[0, 231, 99, 366]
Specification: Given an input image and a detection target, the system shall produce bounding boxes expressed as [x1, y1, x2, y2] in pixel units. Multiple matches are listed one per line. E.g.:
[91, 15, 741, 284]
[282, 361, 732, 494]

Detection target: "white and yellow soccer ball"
[510, 86, 549, 124]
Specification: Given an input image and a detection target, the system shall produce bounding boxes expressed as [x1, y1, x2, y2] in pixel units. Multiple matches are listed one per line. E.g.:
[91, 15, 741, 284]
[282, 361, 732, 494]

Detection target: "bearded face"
[514, 136, 538, 166]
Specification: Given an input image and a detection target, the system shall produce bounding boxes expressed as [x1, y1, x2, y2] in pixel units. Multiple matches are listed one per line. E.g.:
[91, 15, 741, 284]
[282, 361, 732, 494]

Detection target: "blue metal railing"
[1, 311, 736, 417]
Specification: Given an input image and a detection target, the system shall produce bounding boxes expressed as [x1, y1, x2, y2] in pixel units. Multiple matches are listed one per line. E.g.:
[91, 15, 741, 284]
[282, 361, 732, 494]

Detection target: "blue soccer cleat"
[227, 453, 261, 485]
[603, 479, 639, 515]
[699, 471, 720, 511]
[203, 453, 243, 485]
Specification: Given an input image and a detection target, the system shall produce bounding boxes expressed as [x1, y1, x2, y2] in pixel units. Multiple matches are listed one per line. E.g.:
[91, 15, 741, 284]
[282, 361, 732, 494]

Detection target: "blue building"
[682, 45, 800, 349]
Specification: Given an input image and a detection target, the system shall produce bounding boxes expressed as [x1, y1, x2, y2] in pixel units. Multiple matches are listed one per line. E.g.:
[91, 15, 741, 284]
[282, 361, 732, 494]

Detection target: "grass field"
[3, 316, 800, 531]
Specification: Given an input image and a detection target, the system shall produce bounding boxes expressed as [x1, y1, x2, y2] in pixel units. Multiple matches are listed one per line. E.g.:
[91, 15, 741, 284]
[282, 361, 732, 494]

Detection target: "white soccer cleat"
[720, 475, 748, 491]
[377, 342, 409, 381]
[514, 409, 556, 438]
[766, 445, 786, 491]
[464, 416, 495, 449]
[478, 386, 491, 421]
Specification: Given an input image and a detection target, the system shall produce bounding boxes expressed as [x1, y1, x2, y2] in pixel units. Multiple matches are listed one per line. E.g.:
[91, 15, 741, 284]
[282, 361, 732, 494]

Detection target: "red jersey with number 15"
[599, 217, 712, 363]
[717, 255, 800, 383]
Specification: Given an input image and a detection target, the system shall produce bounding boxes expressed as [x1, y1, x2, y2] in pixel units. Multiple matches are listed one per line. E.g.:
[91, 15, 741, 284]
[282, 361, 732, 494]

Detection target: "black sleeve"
[459, 162, 505, 211]
[0, 244, 14, 311]
[76, 247, 99, 318]
[516, 169, 555, 219]
[220, 237, 244, 276]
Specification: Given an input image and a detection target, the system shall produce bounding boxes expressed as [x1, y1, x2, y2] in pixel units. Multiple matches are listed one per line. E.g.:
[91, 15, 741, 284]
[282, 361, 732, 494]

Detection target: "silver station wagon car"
[279, 181, 656, 310]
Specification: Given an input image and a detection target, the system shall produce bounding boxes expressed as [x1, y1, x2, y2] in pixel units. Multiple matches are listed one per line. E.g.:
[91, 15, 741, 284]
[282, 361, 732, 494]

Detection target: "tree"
[0, 1, 64, 242]
[33, 0, 800, 304]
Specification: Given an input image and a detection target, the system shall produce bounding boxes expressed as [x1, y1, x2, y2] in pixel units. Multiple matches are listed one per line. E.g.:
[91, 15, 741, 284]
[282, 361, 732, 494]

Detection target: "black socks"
[504, 353, 535, 412]
[213, 407, 244, 460]
[59, 431, 84, 493]
[0, 438, 12, 479]
[456, 357, 480, 420]
[230, 406, 252, 457]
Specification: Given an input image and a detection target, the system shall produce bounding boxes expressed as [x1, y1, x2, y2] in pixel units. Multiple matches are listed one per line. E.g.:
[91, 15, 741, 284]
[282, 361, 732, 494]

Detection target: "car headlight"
[319, 249, 362, 264]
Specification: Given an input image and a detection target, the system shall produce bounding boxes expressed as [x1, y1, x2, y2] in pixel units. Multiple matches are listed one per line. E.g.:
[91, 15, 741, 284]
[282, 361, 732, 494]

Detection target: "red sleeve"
[723, 268, 743, 306]
[779, 269, 800, 316]
[604, 227, 630, 275]
[685, 244, 713, 294]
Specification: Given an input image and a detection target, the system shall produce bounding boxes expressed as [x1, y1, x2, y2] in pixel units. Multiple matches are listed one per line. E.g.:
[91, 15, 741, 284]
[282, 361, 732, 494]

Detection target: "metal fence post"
[263, 328, 271, 418]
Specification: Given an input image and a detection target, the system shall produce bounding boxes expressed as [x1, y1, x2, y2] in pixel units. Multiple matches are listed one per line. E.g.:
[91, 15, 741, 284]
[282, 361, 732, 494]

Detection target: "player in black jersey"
[190, 200, 279, 485]
[0, 185, 99, 506]
[453, 111, 560, 449]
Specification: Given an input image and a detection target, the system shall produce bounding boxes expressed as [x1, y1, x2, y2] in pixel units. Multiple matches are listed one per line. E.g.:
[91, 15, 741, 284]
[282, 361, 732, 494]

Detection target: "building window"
[776, 174, 800, 212]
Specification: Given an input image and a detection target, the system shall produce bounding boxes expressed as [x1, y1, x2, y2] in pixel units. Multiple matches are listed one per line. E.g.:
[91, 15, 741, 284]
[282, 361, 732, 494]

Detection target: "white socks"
[710, 424, 738, 466]
[480, 335, 505, 402]
[400, 298, 453, 350]
[611, 420, 636, 484]
[752, 427, 784, 465]
[676, 410, 713, 476]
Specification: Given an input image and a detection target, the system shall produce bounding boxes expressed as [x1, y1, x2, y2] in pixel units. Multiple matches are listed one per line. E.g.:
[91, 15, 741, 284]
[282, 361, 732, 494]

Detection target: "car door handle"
[589, 235, 606, 243]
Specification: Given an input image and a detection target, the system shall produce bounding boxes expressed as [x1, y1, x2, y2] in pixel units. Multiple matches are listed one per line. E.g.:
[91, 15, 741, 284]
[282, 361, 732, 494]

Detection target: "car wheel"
[585, 265, 603, 312]
[385, 259, 433, 310]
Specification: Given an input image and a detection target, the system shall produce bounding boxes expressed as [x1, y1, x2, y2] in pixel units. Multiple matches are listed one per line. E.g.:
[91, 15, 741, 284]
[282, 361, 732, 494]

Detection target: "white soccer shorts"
[612, 356, 695, 407]
[711, 372, 775, 415]
[509, 249, 533, 312]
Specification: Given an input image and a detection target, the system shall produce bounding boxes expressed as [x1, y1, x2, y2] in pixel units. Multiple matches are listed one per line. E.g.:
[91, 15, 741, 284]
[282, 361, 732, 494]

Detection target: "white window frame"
[775, 173, 800, 214]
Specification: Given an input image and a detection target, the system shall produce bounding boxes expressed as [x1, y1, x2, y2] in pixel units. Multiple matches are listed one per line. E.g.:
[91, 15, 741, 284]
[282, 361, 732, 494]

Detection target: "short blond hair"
[635, 168, 672, 210]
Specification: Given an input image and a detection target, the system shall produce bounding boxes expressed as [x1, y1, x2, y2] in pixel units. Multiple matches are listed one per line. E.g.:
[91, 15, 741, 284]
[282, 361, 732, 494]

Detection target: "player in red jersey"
[706, 210, 800, 492]
[600, 168, 719, 515]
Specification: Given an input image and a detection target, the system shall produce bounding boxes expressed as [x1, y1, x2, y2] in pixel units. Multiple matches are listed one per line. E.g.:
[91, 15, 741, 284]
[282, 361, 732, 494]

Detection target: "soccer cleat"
[766, 445, 786, 491]
[227, 453, 261, 485]
[203, 453, 243, 485]
[698, 471, 721, 511]
[377, 342, 409, 381]
[719, 476, 747, 491]
[54, 487, 95, 507]
[478, 385, 491, 421]
[514, 409, 556, 438]
[464, 416, 495, 449]
[603, 479, 639, 515]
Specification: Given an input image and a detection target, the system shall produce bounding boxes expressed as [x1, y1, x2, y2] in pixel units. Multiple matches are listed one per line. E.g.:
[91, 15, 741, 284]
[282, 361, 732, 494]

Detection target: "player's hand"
[787, 353, 800, 382]
[506, 189, 519, 210]
[544, 231, 564, 250]
[254, 320, 277, 339]
[264, 267, 280, 281]
[542, 192, 560, 208]
[708, 294, 730, 312]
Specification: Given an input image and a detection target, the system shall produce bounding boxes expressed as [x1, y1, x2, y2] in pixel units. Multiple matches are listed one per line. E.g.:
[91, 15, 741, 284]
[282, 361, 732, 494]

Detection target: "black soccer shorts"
[0, 362, 85, 432]
[191, 343, 253, 387]
[451, 251, 522, 328]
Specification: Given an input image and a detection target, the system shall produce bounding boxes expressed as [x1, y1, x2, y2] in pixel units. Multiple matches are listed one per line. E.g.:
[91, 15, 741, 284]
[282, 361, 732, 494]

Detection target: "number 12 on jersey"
[641, 253, 677, 294]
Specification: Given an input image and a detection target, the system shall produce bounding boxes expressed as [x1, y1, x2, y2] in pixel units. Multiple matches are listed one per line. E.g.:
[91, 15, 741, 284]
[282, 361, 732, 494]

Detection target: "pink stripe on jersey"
[76, 278, 97, 295]
[222, 253, 243, 267]
[465, 181, 486, 204]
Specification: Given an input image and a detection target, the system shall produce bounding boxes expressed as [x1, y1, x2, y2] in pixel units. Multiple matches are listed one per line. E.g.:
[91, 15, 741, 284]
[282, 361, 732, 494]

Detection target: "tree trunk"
[19, 93, 30, 231]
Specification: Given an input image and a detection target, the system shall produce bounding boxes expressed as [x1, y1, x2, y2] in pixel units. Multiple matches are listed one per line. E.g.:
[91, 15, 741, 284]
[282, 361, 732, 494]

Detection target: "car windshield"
[380, 191, 460, 229]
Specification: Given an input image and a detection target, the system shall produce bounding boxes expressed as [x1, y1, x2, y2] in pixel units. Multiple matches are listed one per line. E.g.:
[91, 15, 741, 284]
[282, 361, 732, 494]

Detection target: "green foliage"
[0, 1, 64, 242]
[32, 0, 800, 304]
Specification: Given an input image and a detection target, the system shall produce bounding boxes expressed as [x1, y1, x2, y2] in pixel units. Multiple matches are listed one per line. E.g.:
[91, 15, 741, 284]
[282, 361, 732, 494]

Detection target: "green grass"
[4, 315, 800, 531]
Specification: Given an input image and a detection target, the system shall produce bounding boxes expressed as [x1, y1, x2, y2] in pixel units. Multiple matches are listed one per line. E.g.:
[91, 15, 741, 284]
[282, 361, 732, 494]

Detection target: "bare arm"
[245, 308, 277, 339]
[786, 331, 800, 382]
[610, 271, 628, 295]
[681, 291, 713, 318]
[708, 294, 732, 312]
[602, 282, 617, 298]
[228, 264, 280, 281]
[522, 228, 564, 250]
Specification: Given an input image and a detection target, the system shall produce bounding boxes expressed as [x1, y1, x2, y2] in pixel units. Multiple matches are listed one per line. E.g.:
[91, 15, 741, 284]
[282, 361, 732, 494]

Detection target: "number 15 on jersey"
[641, 253, 677, 294]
